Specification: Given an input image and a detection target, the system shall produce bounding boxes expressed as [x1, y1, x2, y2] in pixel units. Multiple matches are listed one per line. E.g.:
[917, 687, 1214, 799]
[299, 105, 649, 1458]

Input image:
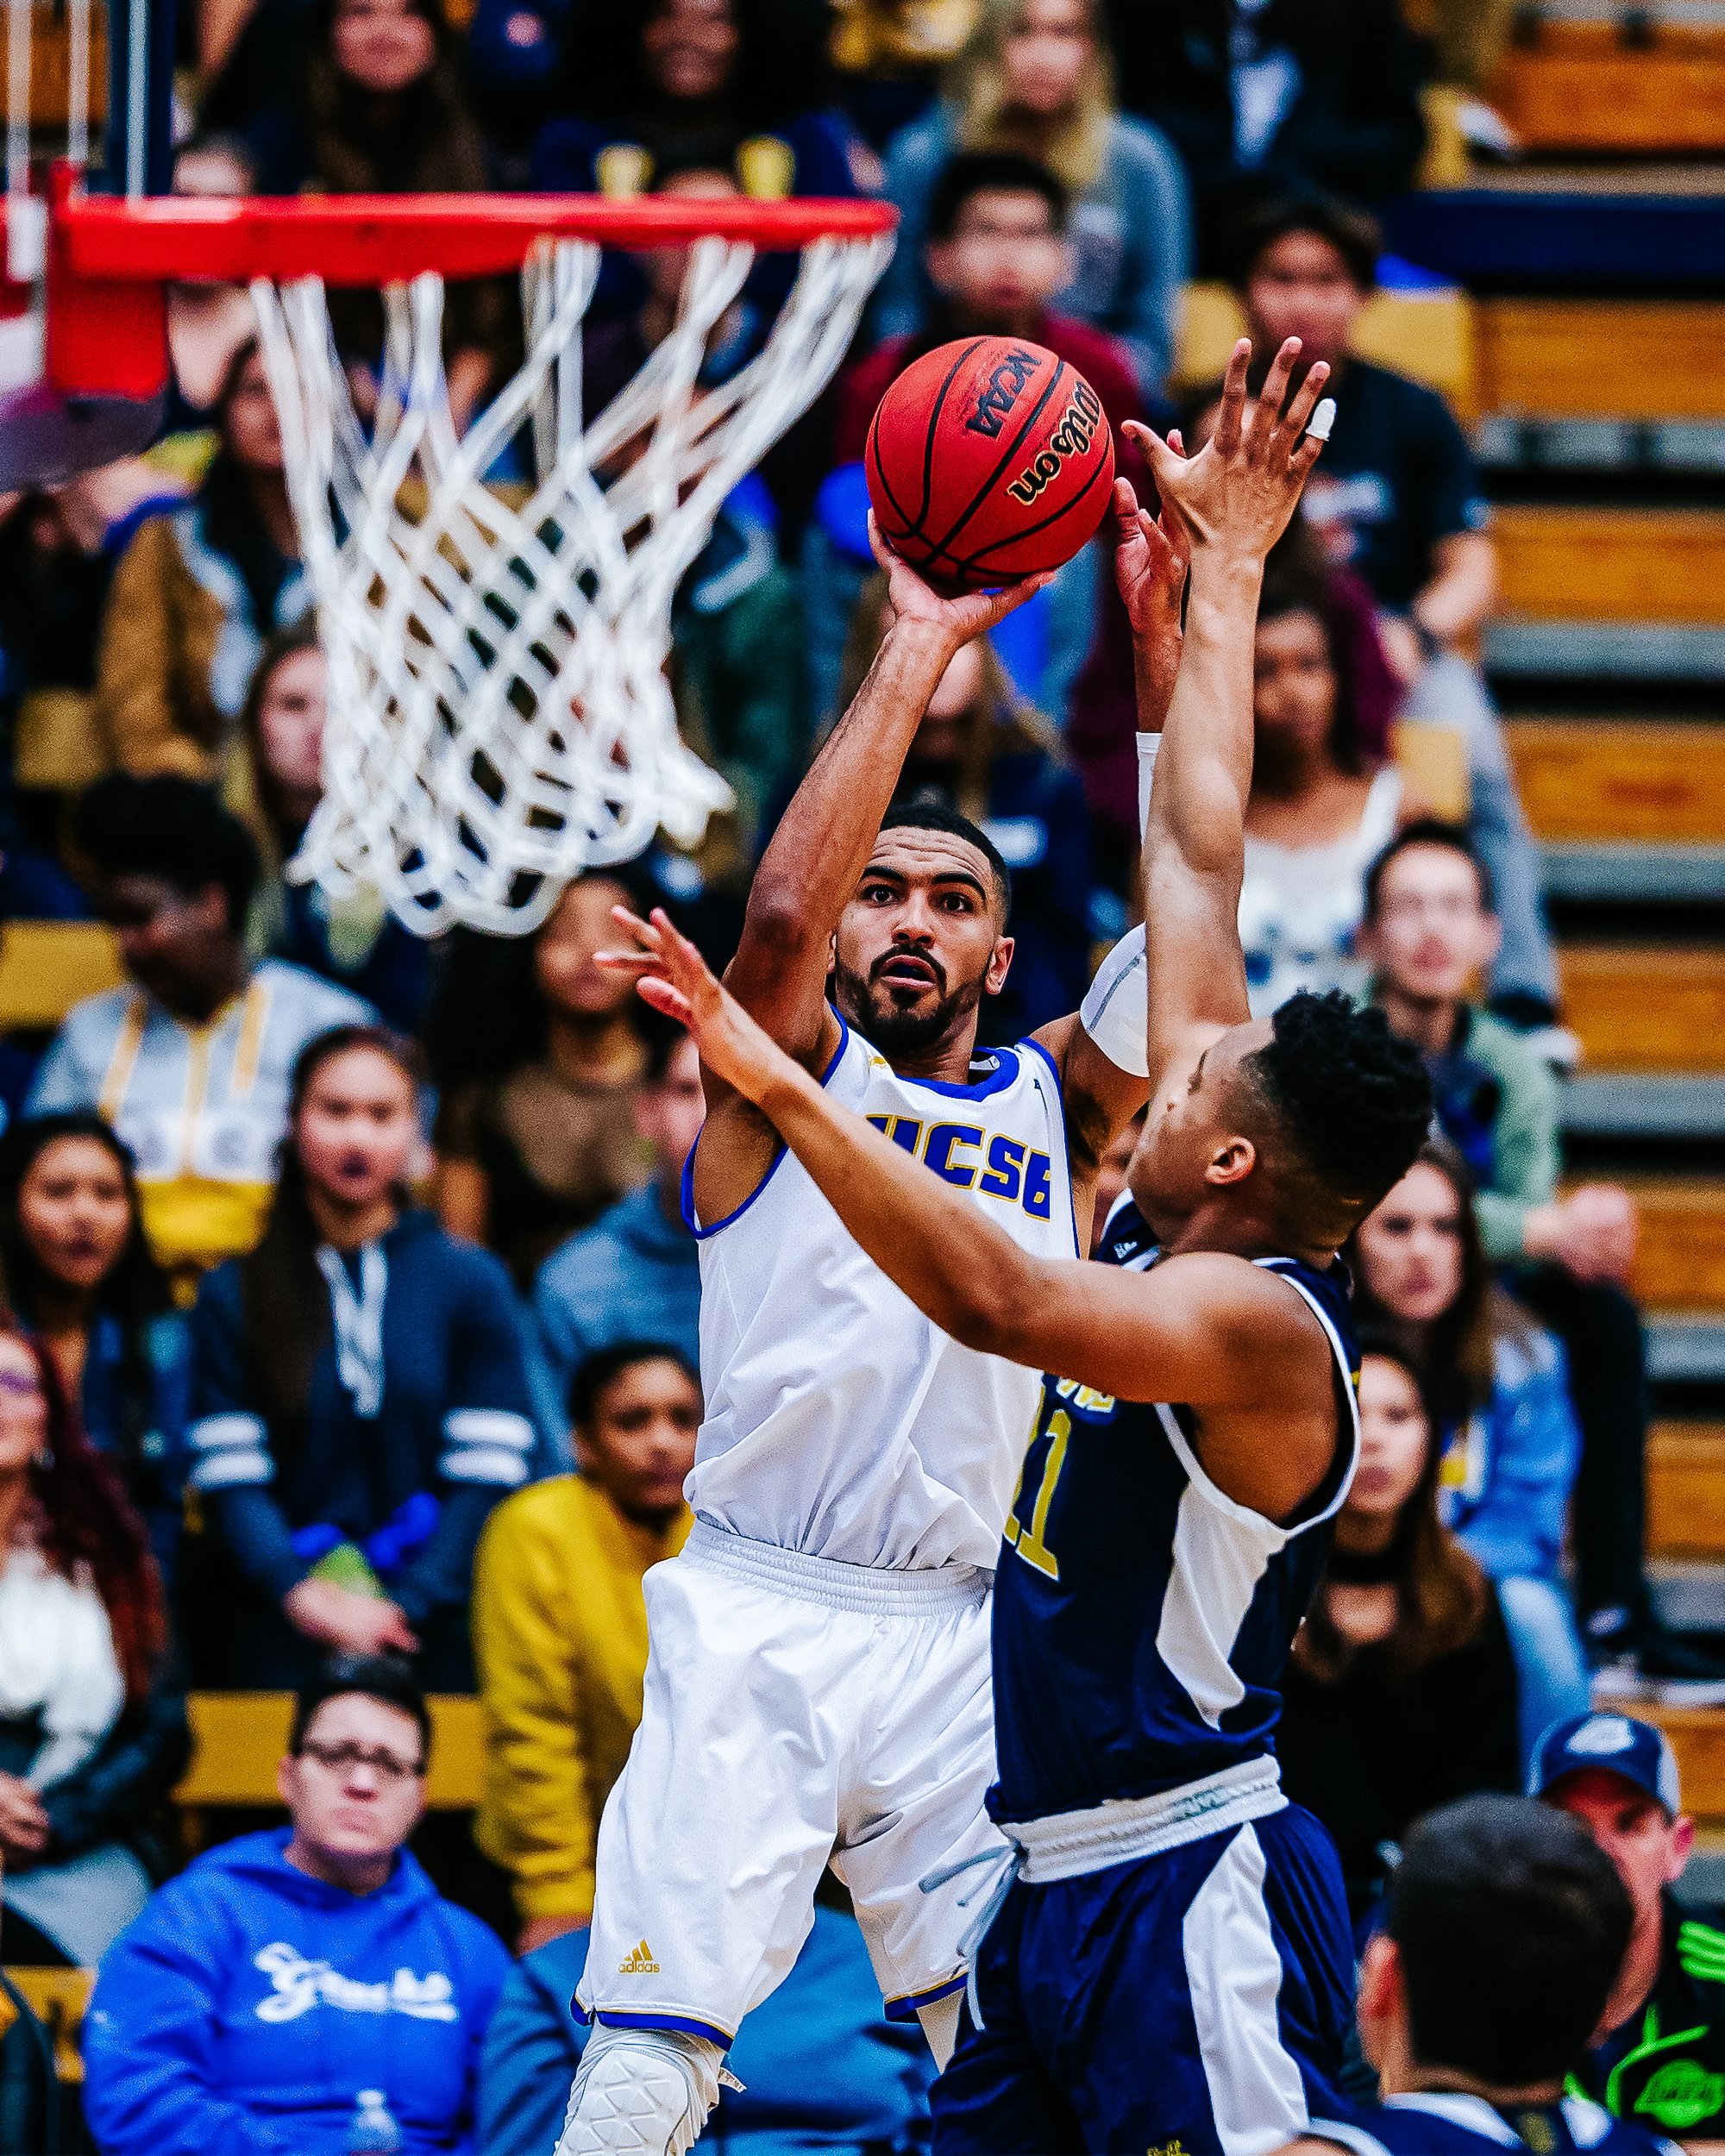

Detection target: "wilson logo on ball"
[1007, 379, 1104, 505]
[866, 335, 1114, 593]
[963, 348, 1043, 440]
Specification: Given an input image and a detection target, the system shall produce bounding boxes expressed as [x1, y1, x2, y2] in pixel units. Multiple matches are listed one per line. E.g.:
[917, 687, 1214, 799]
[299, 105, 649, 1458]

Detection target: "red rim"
[49, 173, 897, 287]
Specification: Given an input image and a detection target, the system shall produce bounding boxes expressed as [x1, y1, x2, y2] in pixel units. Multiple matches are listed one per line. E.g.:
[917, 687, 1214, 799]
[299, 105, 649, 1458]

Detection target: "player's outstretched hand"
[1122, 337, 1330, 566]
[1110, 469, 1189, 719]
[868, 513, 1052, 649]
[599, 907, 796, 1112]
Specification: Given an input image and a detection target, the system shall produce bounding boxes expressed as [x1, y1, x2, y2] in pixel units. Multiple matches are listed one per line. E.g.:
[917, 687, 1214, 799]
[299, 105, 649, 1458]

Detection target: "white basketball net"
[251, 225, 891, 935]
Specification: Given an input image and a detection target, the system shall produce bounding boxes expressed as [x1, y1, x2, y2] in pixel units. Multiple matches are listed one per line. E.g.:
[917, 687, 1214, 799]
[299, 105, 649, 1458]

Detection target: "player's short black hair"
[1388, 1795, 1634, 2087]
[878, 802, 1013, 919]
[1246, 990, 1433, 1216]
[927, 151, 1070, 243]
[1226, 193, 1382, 295]
[289, 1651, 431, 1764]
[1363, 818, 1496, 920]
[569, 1340, 701, 1429]
[72, 773, 260, 931]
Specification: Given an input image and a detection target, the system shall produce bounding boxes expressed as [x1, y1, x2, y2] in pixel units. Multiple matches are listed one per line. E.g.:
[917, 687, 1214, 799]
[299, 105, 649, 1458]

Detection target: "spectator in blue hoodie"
[1349, 1138, 1592, 1769]
[84, 1653, 510, 2156]
[530, 1026, 705, 1459]
[187, 1025, 536, 1689]
[479, 1890, 932, 2155]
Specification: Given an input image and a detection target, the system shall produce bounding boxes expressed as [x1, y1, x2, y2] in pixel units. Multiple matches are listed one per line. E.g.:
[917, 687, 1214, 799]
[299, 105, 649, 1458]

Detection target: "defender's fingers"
[637, 975, 694, 1026]
[1214, 341, 1251, 457]
[1111, 475, 1142, 527]
[1276, 357, 1333, 452]
[1253, 338, 1302, 446]
[609, 903, 658, 944]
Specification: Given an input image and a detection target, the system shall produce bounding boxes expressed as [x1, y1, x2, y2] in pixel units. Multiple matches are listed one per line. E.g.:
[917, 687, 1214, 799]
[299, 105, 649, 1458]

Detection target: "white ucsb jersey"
[681, 1013, 1077, 1571]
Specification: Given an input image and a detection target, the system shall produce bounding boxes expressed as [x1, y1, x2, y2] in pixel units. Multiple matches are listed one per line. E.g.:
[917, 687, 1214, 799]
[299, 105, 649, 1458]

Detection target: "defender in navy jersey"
[628, 342, 1433, 2155]
[1287, 1796, 1678, 2156]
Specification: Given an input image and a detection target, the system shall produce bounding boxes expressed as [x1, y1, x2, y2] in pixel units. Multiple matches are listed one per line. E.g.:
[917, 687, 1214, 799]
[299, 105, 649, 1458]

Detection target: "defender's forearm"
[756, 1061, 1046, 1365]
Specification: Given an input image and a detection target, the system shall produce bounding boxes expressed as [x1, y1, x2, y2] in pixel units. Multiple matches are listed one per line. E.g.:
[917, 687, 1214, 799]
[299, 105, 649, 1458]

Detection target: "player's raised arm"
[723, 530, 1046, 1064]
[643, 530, 1047, 1220]
[1126, 339, 1331, 1094]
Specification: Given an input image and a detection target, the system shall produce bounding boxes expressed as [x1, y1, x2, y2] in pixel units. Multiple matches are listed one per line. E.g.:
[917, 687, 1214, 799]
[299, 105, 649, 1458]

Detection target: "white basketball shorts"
[576, 1520, 1003, 2045]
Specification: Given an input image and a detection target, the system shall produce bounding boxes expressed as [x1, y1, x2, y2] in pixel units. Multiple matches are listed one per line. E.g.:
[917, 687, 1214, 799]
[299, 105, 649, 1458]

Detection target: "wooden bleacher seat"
[0, 1966, 93, 2083]
[1174, 283, 1475, 413]
[1494, 507, 1725, 627]
[0, 920, 122, 1031]
[1506, 719, 1725, 843]
[20, 1, 107, 129]
[1611, 1180, 1725, 1313]
[1487, 21, 1725, 155]
[1559, 947, 1725, 1074]
[1648, 1425, 1725, 1561]
[1641, 1703, 1725, 1823]
[1474, 302, 1725, 426]
[1393, 718, 1471, 821]
[175, 1691, 485, 1810]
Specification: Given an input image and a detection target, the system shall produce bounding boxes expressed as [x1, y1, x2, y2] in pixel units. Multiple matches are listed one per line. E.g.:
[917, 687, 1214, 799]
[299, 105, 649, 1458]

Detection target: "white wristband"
[1138, 731, 1161, 841]
[1079, 923, 1147, 1078]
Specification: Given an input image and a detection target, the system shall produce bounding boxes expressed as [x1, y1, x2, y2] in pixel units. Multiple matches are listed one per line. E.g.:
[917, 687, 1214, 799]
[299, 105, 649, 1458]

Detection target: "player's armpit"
[1031, 1012, 1150, 1179]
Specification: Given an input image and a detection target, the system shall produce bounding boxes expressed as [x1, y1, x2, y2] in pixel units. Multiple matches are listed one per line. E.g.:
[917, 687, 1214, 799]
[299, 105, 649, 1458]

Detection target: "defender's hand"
[605, 909, 800, 1112]
[1122, 338, 1330, 566]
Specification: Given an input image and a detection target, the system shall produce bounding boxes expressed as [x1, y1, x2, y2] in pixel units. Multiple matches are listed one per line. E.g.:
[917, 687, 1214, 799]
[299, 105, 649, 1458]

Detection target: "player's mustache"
[871, 945, 946, 993]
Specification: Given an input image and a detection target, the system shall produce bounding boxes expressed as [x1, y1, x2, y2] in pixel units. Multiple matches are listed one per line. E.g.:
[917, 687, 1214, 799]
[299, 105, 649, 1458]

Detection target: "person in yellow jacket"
[473, 1341, 699, 1952]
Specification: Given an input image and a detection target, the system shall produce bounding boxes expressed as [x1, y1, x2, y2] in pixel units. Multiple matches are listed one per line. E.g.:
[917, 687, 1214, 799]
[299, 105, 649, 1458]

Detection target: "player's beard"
[834, 950, 984, 1056]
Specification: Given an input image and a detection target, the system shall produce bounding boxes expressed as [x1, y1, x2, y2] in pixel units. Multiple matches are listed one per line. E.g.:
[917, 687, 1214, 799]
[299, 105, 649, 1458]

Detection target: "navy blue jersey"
[1312, 2091, 1678, 2155]
[989, 1200, 1359, 1823]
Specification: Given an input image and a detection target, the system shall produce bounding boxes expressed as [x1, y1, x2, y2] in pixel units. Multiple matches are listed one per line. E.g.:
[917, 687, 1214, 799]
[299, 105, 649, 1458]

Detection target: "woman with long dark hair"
[225, 624, 435, 1031]
[187, 1025, 536, 1688]
[228, 0, 504, 429]
[95, 336, 308, 781]
[0, 1322, 188, 1965]
[1237, 554, 1411, 1017]
[0, 1113, 190, 1588]
[1349, 1138, 1592, 1762]
[1277, 1330, 1521, 1930]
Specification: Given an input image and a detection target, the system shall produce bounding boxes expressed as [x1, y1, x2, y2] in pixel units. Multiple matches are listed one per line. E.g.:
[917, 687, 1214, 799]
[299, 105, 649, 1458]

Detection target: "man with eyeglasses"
[85, 1653, 511, 2156]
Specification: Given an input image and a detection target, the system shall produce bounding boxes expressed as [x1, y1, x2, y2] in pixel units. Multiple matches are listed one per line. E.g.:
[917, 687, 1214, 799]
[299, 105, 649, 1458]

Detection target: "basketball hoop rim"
[45, 165, 897, 285]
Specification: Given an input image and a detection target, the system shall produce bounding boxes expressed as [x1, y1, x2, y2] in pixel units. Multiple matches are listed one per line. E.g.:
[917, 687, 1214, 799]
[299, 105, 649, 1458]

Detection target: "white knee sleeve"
[916, 1989, 962, 2070]
[555, 2023, 726, 2156]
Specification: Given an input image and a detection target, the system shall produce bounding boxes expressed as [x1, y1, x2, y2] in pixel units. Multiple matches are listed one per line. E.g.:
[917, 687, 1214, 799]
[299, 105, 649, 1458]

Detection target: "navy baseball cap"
[1529, 1712, 1682, 1817]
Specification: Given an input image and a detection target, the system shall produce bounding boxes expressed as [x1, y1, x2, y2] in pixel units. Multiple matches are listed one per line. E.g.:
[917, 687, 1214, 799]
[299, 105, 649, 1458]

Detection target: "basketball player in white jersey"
[556, 520, 1184, 2153]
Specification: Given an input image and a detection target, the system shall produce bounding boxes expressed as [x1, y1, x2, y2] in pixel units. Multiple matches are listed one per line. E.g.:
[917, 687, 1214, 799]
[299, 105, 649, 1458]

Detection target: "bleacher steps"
[1648, 1425, 1725, 1558]
[1508, 719, 1725, 843]
[1559, 946, 1725, 1072]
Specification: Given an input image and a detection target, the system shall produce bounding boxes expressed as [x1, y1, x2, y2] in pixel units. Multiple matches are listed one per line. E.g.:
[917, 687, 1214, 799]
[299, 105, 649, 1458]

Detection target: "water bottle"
[348, 2089, 402, 2154]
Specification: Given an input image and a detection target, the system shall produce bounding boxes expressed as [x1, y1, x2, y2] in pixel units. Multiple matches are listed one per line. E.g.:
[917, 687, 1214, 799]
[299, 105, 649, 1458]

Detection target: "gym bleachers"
[1384, 16, 1725, 1830]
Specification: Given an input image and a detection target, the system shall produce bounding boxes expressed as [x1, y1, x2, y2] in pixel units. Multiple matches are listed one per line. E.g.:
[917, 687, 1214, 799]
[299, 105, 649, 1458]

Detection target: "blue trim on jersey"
[884, 1971, 969, 2020]
[1018, 1033, 1082, 1259]
[898, 1044, 1022, 1100]
[582, 2006, 737, 2047]
[680, 1013, 852, 1239]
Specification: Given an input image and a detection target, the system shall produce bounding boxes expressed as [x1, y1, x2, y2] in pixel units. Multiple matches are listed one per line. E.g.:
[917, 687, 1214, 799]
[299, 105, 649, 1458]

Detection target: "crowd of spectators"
[0, 0, 1712, 2147]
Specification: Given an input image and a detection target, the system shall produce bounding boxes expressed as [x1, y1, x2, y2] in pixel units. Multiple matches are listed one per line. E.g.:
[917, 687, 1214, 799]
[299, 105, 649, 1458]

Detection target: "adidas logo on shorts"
[618, 1939, 660, 1975]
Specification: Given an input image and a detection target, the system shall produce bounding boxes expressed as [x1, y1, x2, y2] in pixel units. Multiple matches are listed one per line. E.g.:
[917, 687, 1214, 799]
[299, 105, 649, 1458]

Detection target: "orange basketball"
[865, 336, 1116, 593]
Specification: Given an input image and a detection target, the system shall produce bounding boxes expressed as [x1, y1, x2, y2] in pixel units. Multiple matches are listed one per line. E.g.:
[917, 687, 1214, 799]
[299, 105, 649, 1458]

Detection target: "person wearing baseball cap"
[1534, 1712, 1725, 2148]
